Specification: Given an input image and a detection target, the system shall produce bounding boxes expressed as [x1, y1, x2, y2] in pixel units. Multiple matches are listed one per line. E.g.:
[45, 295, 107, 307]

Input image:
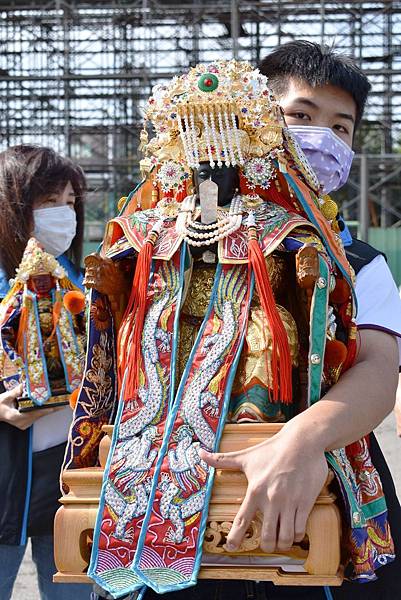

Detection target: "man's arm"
[394, 372, 401, 437]
[287, 328, 398, 450]
[200, 328, 398, 553]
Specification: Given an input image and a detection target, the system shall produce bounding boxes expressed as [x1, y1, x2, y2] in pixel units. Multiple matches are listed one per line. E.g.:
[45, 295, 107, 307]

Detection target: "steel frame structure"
[0, 0, 400, 234]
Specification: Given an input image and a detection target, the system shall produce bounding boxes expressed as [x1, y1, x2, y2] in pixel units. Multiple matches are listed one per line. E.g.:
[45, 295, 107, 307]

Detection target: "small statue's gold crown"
[141, 60, 285, 172]
[13, 238, 66, 284]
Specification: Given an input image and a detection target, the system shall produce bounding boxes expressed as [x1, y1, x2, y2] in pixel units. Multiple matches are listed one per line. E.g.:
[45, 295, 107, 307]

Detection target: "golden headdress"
[2, 238, 77, 312]
[13, 238, 66, 285]
[140, 60, 286, 174]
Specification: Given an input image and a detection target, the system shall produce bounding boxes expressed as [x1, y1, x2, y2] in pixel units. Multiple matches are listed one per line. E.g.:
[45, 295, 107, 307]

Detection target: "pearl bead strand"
[177, 194, 243, 247]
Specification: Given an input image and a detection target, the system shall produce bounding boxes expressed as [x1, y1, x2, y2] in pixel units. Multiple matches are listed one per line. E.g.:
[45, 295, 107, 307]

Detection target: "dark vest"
[331, 240, 401, 599]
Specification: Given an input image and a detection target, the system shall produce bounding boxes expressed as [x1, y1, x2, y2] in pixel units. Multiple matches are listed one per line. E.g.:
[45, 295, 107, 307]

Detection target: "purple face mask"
[287, 125, 354, 194]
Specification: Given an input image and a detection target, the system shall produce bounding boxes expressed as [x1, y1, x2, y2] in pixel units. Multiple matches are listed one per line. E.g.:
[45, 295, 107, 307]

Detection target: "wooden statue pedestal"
[54, 423, 343, 586]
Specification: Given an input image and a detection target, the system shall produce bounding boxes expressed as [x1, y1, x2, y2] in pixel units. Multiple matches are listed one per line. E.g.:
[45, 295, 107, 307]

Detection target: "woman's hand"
[0, 384, 60, 430]
[200, 427, 328, 553]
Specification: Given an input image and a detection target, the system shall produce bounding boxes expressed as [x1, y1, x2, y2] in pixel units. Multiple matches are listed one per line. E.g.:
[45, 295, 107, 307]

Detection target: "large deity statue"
[63, 61, 393, 596]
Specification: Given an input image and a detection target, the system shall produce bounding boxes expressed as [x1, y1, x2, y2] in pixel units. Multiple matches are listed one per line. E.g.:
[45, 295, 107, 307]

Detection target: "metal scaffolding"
[1, 0, 401, 241]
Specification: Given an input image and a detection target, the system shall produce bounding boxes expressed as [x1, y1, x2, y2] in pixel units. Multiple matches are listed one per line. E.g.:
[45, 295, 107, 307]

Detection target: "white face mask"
[32, 205, 77, 257]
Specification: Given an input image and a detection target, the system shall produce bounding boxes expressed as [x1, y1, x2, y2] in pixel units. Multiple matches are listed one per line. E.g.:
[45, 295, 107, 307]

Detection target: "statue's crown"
[13, 238, 66, 284]
[141, 60, 285, 171]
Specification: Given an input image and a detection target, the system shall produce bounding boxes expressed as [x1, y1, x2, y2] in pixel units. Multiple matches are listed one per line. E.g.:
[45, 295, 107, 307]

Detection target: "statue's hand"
[295, 244, 319, 291]
[83, 254, 131, 296]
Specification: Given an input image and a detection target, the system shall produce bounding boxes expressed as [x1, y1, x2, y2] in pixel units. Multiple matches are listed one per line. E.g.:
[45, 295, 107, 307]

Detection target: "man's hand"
[200, 330, 398, 553]
[200, 429, 328, 553]
[0, 384, 61, 430]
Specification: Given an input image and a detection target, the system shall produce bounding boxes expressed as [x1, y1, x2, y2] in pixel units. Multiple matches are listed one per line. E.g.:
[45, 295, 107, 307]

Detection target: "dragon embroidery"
[105, 261, 179, 541]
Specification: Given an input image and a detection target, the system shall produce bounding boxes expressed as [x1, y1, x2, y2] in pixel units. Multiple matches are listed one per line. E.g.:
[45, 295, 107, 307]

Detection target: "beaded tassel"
[189, 109, 200, 168]
[208, 108, 223, 168]
[202, 111, 215, 168]
[231, 111, 244, 164]
[224, 109, 237, 166]
[217, 109, 231, 167]
[183, 111, 194, 167]
[177, 112, 193, 167]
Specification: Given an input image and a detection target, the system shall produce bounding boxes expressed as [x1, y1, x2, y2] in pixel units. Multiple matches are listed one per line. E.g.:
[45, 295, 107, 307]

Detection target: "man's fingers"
[294, 508, 309, 543]
[276, 509, 295, 552]
[225, 490, 258, 551]
[260, 506, 280, 553]
[199, 448, 242, 470]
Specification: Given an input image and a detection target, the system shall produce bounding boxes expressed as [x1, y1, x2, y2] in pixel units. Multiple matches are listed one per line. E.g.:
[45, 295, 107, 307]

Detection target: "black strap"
[345, 238, 385, 275]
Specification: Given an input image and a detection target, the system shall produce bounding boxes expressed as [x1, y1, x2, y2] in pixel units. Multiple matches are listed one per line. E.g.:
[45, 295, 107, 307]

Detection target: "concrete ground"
[11, 413, 401, 599]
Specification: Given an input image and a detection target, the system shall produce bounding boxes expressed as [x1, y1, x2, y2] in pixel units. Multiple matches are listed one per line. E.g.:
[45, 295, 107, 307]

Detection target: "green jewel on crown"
[198, 73, 219, 92]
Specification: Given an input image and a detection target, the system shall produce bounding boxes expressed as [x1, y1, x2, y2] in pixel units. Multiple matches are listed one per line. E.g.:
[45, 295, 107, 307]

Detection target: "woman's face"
[33, 180, 76, 211]
[30, 180, 78, 256]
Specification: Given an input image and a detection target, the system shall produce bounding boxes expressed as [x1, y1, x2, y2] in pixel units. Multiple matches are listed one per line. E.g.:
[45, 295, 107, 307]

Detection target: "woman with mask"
[0, 145, 89, 599]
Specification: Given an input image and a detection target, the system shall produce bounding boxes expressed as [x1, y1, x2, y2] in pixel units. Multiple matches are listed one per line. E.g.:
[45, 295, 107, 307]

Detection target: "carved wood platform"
[54, 423, 343, 586]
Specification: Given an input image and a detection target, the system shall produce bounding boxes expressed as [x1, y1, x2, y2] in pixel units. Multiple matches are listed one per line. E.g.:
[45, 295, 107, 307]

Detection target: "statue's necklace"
[176, 194, 243, 247]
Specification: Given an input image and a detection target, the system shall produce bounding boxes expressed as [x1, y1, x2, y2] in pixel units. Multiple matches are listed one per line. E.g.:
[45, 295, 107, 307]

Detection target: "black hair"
[258, 40, 371, 129]
[0, 145, 86, 278]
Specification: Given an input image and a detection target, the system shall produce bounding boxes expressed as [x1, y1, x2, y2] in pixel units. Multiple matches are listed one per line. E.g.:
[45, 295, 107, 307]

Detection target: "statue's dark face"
[29, 274, 54, 296]
[193, 163, 239, 206]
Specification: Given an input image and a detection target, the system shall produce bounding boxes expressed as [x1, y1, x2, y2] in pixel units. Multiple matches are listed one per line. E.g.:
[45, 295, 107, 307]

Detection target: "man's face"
[279, 79, 357, 148]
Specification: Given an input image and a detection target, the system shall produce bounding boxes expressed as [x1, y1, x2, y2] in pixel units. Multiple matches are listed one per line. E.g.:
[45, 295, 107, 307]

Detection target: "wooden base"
[54, 568, 344, 587]
[54, 423, 343, 586]
[18, 393, 69, 412]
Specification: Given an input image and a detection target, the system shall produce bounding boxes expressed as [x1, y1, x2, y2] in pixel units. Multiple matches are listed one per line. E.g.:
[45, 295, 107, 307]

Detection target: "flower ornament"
[156, 161, 189, 192]
[243, 157, 275, 190]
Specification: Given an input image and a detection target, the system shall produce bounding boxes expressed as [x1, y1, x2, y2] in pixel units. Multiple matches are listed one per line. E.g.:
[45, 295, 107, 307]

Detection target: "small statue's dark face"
[193, 163, 239, 206]
[29, 274, 55, 296]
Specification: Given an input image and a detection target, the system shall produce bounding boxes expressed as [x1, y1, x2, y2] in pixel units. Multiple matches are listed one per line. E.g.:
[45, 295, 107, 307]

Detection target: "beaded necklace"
[176, 194, 243, 247]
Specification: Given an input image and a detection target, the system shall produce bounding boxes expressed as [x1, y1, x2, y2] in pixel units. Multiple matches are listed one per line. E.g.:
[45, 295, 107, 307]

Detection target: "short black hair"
[258, 40, 371, 128]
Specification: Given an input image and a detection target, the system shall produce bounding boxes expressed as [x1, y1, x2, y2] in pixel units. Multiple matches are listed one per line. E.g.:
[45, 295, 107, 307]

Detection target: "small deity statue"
[0, 238, 86, 411]
[62, 60, 384, 597]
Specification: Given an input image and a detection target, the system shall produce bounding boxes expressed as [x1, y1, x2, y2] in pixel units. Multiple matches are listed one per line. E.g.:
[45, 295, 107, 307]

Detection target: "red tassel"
[247, 225, 292, 404]
[117, 226, 159, 399]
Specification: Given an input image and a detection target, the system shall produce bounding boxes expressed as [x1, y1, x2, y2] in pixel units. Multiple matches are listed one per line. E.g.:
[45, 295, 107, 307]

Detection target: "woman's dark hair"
[0, 145, 86, 279]
[259, 40, 371, 129]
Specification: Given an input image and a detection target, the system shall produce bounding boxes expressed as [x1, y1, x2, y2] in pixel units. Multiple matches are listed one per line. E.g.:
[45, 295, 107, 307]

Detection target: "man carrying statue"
[63, 56, 401, 600]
